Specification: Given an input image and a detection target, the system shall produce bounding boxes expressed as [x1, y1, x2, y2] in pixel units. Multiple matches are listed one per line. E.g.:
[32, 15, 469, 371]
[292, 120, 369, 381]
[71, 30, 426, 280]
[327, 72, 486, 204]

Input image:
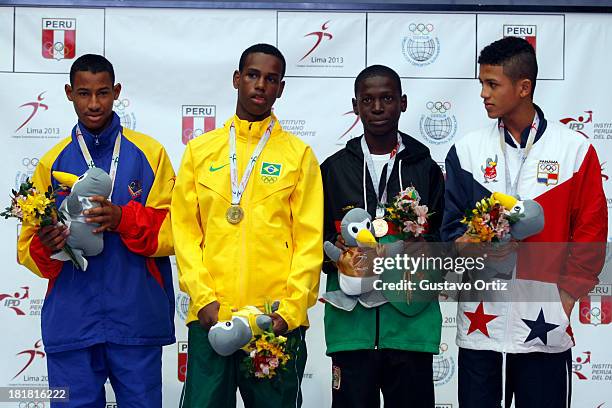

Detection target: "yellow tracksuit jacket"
[172, 114, 324, 331]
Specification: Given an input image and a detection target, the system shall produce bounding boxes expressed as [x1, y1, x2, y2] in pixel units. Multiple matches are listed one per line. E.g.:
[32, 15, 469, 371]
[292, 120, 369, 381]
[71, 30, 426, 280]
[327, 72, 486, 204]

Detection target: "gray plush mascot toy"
[208, 303, 279, 356]
[321, 208, 402, 311]
[491, 192, 544, 240]
[51, 168, 112, 270]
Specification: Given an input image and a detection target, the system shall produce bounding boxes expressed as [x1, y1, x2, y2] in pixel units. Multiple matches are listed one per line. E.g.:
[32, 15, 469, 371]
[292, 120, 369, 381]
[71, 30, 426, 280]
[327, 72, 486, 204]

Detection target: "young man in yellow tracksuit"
[172, 43, 324, 408]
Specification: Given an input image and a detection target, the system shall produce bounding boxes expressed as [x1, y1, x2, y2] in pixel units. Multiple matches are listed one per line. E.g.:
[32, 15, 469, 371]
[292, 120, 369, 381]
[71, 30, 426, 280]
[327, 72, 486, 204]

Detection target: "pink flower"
[269, 358, 279, 368]
[414, 205, 429, 225]
[404, 220, 418, 234]
[494, 216, 511, 238]
[404, 221, 426, 237]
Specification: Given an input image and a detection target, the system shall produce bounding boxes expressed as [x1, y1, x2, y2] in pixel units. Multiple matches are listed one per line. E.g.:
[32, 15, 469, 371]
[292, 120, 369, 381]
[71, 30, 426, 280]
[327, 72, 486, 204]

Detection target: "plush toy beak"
[492, 192, 518, 210]
[52, 171, 79, 188]
[356, 228, 377, 248]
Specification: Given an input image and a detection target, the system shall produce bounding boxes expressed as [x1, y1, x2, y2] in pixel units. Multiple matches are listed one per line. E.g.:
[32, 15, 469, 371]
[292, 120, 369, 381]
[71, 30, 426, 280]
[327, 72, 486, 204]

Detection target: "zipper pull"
[94, 135, 100, 146]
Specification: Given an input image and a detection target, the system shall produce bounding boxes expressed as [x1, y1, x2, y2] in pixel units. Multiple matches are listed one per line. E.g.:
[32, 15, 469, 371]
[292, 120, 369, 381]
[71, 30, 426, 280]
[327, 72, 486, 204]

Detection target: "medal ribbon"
[229, 119, 275, 206]
[498, 113, 539, 197]
[361, 134, 403, 218]
[75, 124, 121, 200]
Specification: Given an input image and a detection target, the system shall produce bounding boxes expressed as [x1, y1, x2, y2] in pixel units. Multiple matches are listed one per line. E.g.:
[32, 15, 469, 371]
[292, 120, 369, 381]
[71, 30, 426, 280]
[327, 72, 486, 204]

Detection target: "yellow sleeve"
[17, 139, 70, 279]
[171, 142, 217, 317]
[116, 130, 176, 257]
[146, 146, 175, 257]
[276, 146, 324, 331]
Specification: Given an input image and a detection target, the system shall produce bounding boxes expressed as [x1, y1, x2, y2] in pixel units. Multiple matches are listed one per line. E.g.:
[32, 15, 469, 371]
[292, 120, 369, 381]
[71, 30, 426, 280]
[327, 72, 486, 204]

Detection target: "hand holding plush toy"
[321, 208, 392, 311]
[208, 305, 277, 356]
[51, 168, 112, 270]
[491, 192, 544, 240]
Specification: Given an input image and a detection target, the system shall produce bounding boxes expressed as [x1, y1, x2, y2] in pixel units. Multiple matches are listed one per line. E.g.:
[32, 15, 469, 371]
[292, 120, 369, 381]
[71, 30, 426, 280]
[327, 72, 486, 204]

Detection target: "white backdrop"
[0, 6, 611, 408]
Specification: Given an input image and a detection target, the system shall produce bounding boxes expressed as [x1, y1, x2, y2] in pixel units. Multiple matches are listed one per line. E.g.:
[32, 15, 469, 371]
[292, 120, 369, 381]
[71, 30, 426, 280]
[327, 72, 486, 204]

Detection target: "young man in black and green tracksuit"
[321, 65, 445, 408]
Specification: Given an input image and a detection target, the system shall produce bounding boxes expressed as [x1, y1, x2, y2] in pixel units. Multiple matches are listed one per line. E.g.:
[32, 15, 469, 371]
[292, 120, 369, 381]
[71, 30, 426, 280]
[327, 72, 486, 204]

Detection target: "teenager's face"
[352, 75, 407, 138]
[65, 71, 121, 132]
[233, 52, 285, 122]
[478, 64, 530, 120]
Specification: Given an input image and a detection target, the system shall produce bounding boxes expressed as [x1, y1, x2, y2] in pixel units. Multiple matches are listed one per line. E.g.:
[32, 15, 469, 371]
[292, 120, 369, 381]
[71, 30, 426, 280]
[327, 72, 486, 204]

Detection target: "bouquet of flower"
[383, 186, 432, 241]
[2, 178, 80, 268]
[240, 302, 293, 380]
[461, 196, 521, 242]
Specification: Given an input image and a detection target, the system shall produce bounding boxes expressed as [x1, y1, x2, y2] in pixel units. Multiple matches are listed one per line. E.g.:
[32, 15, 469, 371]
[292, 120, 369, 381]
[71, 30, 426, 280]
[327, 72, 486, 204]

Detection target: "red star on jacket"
[464, 301, 498, 337]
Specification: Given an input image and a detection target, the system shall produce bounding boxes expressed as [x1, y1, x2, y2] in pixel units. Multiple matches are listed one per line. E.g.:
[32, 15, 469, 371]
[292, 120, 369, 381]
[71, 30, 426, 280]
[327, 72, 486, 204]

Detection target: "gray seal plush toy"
[51, 168, 112, 271]
[208, 303, 279, 356]
[321, 208, 402, 311]
[491, 192, 545, 240]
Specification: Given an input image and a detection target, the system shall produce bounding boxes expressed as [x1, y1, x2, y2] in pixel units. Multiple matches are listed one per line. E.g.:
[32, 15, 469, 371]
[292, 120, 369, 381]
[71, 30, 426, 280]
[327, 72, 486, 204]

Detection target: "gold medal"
[226, 205, 244, 224]
[372, 218, 388, 238]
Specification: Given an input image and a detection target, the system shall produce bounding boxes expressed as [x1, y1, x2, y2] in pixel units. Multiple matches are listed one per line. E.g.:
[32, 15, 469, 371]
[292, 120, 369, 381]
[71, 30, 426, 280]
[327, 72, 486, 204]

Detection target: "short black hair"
[239, 43, 286, 79]
[354, 65, 402, 96]
[478, 36, 538, 94]
[69, 54, 115, 86]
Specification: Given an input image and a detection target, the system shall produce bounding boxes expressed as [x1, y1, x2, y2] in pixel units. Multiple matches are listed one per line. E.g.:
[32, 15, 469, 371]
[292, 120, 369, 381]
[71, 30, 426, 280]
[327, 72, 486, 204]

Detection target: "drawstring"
[398, 159, 403, 190]
[502, 351, 507, 407]
[364, 157, 405, 214]
[362, 158, 368, 215]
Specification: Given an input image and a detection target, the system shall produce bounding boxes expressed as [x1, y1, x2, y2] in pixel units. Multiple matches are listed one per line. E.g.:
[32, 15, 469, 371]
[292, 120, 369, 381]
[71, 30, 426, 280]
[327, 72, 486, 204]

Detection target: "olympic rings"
[409, 23, 434, 34]
[261, 175, 278, 184]
[426, 101, 451, 114]
[22, 158, 39, 169]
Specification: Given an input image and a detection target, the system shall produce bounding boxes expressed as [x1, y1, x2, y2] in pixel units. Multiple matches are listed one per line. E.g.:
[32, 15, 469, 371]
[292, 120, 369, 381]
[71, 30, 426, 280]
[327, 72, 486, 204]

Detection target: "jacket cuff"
[114, 201, 136, 236]
[558, 276, 595, 301]
[275, 302, 302, 332]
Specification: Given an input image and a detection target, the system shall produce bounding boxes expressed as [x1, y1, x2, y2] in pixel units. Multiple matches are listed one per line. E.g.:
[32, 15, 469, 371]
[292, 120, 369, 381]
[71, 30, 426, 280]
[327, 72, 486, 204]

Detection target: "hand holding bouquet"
[240, 301, 294, 380]
[460, 193, 529, 243]
[2, 178, 80, 269]
[384, 186, 432, 241]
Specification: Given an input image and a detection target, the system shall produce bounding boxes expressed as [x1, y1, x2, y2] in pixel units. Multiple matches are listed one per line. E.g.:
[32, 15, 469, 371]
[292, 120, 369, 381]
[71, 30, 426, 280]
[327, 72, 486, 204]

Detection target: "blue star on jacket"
[522, 308, 559, 345]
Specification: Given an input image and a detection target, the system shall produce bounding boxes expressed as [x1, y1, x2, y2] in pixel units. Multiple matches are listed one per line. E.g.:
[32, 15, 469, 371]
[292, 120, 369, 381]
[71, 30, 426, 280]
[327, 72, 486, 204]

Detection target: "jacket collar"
[73, 112, 122, 153]
[224, 113, 281, 141]
[502, 104, 547, 148]
[345, 131, 431, 164]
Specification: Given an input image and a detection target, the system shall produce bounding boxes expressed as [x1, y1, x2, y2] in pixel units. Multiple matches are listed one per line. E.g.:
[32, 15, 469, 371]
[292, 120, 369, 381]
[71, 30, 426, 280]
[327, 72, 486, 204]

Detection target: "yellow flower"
[17, 197, 39, 226]
[32, 194, 52, 214]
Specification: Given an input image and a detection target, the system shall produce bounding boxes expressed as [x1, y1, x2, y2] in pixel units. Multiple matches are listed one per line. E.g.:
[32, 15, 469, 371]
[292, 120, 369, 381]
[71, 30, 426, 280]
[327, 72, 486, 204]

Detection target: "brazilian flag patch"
[261, 162, 282, 177]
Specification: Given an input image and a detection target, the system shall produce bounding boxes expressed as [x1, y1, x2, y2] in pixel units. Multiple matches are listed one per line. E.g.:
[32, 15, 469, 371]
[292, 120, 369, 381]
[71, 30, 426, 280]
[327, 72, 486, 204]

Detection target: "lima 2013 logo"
[402, 23, 440, 67]
[503, 24, 536, 51]
[42, 18, 76, 60]
[433, 343, 455, 386]
[10, 340, 46, 384]
[419, 101, 457, 145]
[300, 20, 333, 62]
[13, 91, 62, 140]
[337, 110, 361, 145]
[182, 105, 216, 145]
[113, 98, 136, 130]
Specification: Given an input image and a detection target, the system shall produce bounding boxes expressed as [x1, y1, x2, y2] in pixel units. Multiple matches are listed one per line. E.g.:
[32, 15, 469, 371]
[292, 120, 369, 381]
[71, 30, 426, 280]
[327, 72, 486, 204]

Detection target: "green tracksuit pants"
[180, 322, 307, 408]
